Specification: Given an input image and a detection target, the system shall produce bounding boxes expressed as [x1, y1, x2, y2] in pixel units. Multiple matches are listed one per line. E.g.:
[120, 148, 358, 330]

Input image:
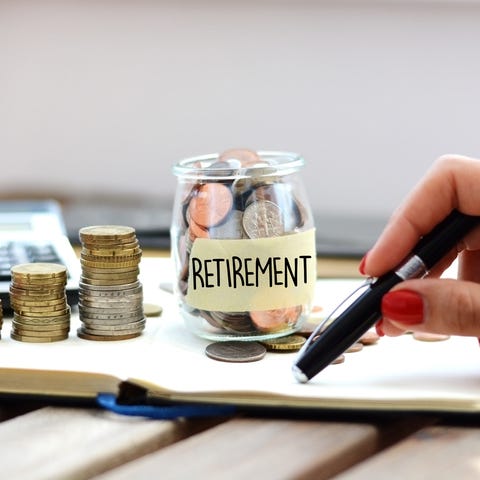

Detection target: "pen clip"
[296, 278, 375, 360]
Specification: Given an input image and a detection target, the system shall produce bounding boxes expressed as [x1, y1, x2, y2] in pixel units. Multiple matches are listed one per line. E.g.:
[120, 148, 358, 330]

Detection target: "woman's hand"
[360, 154, 480, 337]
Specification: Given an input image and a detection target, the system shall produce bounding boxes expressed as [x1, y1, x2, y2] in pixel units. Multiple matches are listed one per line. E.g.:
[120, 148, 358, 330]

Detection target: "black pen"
[292, 209, 480, 383]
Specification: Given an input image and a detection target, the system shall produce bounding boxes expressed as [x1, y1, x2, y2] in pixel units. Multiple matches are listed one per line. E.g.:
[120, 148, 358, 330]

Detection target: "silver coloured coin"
[208, 210, 246, 239]
[205, 341, 266, 363]
[242, 200, 284, 239]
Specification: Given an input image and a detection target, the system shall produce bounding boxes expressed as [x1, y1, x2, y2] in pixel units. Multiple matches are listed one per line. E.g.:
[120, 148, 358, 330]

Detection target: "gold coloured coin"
[10, 332, 69, 343]
[79, 225, 135, 241]
[15, 307, 71, 318]
[80, 259, 140, 269]
[81, 246, 141, 257]
[261, 334, 306, 352]
[10, 287, 66, 300]
[12, 320, 70, 331]
[77, 328, 141, 341]
[80, 276, 140, 286]
[11, 263, 67, 279]
[14, 311, 71, 324]
[143, 303, 162, 317]
[12, 326, 70, 337]
[11, 296, 67, 308]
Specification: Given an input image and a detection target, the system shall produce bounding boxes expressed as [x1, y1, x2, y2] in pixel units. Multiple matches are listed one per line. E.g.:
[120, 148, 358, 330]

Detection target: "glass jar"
[171, 149, 317, 341]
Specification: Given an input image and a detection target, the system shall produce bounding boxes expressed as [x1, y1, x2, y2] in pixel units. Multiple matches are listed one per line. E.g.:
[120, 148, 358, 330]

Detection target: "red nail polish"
[358, 253, 368, 276]
[381, 290, 424, 325]
[375, 319, 385, 337]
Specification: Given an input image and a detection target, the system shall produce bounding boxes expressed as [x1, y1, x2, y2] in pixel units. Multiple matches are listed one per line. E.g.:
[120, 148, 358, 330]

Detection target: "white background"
[2, 0, 480, 218]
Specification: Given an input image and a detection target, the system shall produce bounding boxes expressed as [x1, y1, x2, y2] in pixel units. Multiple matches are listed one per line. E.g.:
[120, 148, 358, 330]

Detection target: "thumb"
[381, 278, 480, 337]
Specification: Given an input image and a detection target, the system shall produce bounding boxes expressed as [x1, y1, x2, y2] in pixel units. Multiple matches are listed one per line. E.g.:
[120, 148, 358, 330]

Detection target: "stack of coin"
[0, 299, 3, 339]
[9, 263, 70, 342]
[77, 225, 145, 341]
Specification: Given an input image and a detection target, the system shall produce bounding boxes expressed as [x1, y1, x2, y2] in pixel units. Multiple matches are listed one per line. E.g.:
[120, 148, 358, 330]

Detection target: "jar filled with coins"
[171, 149, 317, 341]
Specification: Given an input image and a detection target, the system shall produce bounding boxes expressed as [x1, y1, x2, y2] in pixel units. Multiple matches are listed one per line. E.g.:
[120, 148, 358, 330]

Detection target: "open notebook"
[0, 257, 479, 415]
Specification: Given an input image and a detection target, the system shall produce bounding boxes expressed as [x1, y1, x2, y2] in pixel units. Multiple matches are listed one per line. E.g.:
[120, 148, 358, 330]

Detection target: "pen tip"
[292, 365, 309, 384]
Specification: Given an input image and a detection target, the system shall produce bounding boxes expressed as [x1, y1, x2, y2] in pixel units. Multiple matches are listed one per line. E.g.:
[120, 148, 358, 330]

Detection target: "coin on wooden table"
[205, 341, 267, 363]
[188, 183, 233, 228]
[261, 334, 306, 352]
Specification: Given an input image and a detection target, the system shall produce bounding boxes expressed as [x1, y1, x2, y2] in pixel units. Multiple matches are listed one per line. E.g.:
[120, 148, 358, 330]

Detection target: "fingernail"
[375, 319, 385, 337]
[381, 290, 424, 325]
[358, 252, 368, 276]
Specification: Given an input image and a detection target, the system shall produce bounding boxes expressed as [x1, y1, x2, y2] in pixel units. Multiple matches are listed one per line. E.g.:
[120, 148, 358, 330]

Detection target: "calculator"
[0, 200, 80, 310]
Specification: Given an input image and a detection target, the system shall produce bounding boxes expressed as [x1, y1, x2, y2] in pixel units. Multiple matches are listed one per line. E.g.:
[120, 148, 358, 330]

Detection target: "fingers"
[363, 154, 480, 278]
[380, 278, 480, 337]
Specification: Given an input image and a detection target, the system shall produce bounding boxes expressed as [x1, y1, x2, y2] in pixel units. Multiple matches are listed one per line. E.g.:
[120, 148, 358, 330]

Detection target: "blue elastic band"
[96, 393, 236, 419]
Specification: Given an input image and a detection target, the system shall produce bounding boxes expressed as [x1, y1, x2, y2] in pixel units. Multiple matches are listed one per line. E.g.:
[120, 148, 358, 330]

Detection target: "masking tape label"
[186, 229, 316, 311]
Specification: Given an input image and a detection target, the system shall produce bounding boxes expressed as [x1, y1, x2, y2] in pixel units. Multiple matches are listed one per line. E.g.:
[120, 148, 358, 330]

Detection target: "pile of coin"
[173, 149, 313, 336]
[77, 225, 145, 341]
[0, 299, 3, 339]
[204, 329, 380, 364]
[9, 263, 70, 342]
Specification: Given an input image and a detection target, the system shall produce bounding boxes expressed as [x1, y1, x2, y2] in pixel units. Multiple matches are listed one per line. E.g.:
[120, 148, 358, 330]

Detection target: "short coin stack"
[77, 225, 145, 340]
[10, 263, 70, 342]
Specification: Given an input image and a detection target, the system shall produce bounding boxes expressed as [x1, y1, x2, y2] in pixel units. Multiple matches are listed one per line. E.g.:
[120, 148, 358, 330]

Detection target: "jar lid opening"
[172, 151, 304, 180]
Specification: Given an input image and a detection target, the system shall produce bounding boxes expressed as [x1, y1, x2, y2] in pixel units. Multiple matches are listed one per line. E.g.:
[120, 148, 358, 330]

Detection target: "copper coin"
[205, 341, 266, 363]
[218, 148, 260, 167]
[413, 332, 450, 342]
[250, 306, 302, 333]
[359, 330, 380, 345]
[188, 218, 210, 240]
[345, 342, 363, 353]
[188, 183, 233, 228]
[330, 354, 345, 365]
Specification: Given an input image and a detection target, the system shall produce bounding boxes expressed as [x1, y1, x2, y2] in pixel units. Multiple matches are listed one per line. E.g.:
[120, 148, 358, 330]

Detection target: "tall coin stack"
[9, 263, 70, 342]
[77, 226, 145, 341]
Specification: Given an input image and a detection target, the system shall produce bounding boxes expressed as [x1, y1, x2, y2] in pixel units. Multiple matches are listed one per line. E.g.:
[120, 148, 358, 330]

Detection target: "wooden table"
[1, 402, 480, 479]
[2, 256, 480, 479]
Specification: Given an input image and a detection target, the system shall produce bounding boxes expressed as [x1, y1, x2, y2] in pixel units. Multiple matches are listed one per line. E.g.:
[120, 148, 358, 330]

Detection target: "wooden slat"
[94, 416, 432, 480]
[0, 406, 222, 480]
[336, 425, 480, 479]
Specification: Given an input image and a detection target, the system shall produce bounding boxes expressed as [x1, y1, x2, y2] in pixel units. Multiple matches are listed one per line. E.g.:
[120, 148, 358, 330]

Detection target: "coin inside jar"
[189, 183, 233, 228]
